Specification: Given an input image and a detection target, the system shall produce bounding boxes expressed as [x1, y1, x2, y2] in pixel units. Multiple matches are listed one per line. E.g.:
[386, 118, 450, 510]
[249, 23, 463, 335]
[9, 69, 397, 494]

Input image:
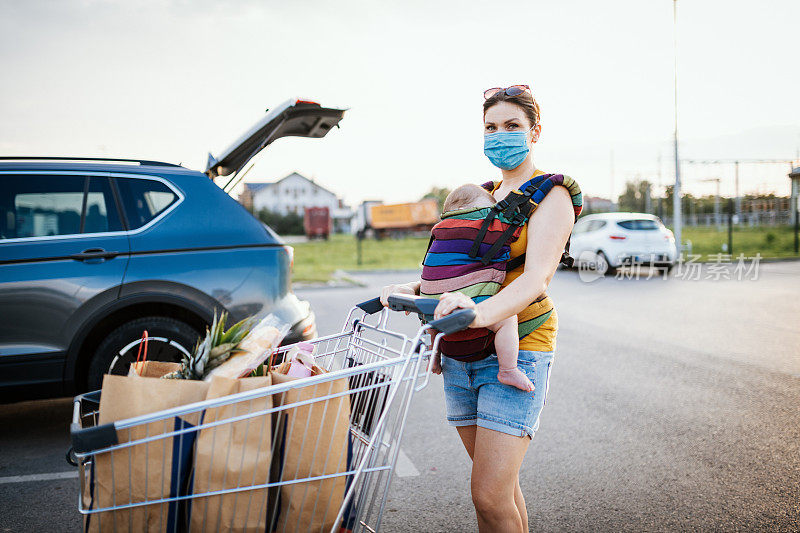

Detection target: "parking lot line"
[0, 471, 78, 484]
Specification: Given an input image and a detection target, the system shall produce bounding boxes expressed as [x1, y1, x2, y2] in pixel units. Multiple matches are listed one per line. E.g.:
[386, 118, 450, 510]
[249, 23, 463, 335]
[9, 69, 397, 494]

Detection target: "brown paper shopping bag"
[190, 375, 273, 533]
[90, 363, 209, 532]
[268, 362, 351, 533]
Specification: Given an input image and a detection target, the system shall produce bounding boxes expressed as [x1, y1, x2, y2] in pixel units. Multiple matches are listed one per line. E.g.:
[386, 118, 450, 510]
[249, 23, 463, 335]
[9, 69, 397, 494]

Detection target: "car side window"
[0, 174, 122, 239]
[114, 177, 178, 230]
[84, 176, 124, 234]
[586, 220, 605, 232]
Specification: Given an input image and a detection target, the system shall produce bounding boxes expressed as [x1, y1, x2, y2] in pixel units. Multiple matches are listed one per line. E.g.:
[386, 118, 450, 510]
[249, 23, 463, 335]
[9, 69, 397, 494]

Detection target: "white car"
[569, 212, 678, 275]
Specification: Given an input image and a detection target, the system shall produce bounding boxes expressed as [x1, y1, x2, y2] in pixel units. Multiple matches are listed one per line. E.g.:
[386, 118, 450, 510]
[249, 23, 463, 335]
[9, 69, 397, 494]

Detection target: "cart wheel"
[66, 447, 78, 467]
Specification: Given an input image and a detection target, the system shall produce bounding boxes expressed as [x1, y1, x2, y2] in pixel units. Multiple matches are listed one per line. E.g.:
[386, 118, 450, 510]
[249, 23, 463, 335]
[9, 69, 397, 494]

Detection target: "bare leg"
[456, 425, 476, 459]
[489, 317, 534, 392]
[430, 352, 442, 374]
[458, 426, 529, 531]
[425, 327, 442, 374]
[515, 477, 528, 531]
[471, 427, 531, 532]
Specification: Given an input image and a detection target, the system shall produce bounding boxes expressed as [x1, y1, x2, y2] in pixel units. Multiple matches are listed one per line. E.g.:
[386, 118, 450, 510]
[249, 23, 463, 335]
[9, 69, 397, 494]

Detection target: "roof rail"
[0, 156, 182, 167]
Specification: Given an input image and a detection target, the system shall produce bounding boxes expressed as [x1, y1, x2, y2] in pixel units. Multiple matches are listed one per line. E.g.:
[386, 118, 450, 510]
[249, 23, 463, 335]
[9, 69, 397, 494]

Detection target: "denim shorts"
[441, 349, 555, 439]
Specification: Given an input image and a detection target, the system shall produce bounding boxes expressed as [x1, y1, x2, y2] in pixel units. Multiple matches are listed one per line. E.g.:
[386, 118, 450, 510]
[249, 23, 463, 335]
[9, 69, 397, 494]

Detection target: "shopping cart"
[69, 294, 474, 532]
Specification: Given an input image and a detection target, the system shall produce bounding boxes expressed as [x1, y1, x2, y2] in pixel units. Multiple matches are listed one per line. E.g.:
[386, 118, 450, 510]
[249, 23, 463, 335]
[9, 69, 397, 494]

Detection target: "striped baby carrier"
[420, 173, 580, 362]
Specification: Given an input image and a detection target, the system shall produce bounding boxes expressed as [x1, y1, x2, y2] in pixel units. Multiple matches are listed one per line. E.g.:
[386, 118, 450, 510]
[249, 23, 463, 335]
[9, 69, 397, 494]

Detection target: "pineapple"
[163, 310, 255, 380]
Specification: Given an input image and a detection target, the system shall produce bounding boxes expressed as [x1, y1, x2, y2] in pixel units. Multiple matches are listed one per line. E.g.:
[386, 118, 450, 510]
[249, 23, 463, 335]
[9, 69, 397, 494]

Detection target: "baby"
[426, 184, 534, 392]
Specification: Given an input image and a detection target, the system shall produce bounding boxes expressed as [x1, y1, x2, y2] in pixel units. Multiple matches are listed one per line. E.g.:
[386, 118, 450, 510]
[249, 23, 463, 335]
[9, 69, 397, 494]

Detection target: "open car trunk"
[205, 98, 346, 180]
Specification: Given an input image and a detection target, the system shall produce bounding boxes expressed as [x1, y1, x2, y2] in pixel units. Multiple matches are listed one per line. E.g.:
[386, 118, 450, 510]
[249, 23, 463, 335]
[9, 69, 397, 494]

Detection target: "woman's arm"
[432, 186, 575, 327]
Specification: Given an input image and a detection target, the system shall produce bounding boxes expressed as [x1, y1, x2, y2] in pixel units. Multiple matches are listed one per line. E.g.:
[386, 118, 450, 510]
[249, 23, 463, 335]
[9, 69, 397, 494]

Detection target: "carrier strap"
[475, 178, 545, 265]
[467, 208, 499, 259]
[479, 211, 524, 265]
[478, 175, 578, 270]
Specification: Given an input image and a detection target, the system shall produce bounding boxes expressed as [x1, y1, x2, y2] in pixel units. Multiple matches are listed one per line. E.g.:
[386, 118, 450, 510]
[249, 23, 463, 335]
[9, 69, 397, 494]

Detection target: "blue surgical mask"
[484, 127, 533, 170]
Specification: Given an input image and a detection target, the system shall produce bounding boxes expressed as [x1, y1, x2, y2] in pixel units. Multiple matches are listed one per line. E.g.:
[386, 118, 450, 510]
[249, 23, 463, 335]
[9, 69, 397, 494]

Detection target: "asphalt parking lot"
[1, 263, 798, 531]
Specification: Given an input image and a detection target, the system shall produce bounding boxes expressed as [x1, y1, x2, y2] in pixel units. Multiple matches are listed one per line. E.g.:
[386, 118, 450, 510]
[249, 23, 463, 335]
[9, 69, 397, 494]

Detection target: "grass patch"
[290, 234, 428, 282]
[679, 225, 800, 260]
[290, 227, 800, 282]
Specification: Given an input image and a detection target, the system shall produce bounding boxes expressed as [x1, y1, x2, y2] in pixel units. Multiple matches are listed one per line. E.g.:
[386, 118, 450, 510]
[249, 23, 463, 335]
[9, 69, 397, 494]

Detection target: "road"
[1, 263, 798, 531]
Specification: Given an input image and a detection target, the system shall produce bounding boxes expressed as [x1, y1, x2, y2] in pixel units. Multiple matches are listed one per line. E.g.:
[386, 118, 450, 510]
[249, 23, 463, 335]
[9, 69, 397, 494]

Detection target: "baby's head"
[443, 184, 496, 213]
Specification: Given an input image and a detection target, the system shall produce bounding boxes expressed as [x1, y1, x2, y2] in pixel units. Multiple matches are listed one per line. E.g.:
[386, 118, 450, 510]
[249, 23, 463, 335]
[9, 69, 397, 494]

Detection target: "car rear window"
[617, 219, 660, 230]
[114, 177, 178, 230]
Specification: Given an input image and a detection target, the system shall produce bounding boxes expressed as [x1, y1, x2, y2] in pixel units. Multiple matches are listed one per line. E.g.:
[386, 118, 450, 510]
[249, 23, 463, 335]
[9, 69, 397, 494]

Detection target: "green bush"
[256, 208, 304, 235]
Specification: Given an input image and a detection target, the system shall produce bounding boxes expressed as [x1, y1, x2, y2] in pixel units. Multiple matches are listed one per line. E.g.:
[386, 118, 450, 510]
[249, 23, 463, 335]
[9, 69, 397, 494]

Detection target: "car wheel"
[87, 316, 201, 391]
[595, 251, 617, 276]
[594, 250, 617, 276]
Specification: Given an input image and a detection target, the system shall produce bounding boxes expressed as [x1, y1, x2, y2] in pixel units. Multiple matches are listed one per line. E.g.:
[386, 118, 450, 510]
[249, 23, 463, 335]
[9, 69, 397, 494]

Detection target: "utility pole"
[657, 152, 663, 219]
[701, 177, 722, 229]
[734, 160, 741, 219]
[672, 0, 683, 250]
[728, 198, 734, 254]
[610, 149, 615, 206]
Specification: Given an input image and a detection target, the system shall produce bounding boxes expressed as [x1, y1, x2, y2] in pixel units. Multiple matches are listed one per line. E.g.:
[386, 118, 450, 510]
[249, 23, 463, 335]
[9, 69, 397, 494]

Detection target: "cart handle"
[355, 295, 476, 335]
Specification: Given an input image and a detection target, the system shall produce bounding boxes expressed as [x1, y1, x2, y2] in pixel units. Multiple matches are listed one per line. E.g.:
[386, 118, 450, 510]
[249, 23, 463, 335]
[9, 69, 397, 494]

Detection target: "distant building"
[239, 172, 353, 233]
[583, 196, 616, 214]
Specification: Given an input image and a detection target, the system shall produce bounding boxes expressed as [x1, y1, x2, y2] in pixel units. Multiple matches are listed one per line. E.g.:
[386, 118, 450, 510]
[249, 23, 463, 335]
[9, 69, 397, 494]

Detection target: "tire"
[596, 250, 617, 276]
[87, 316, 201, 391]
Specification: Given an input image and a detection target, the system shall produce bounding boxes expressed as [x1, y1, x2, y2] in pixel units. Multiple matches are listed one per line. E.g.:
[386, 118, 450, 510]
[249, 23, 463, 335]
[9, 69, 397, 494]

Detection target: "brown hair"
[443, 184, 496, 213]
[483, 88, 540, 129]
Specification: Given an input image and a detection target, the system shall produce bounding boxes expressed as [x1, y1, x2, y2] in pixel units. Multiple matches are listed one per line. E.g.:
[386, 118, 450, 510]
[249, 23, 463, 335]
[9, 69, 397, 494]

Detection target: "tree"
[420, 186, 451, 212]
[617, 179, 653, 213]
[257, 208, 304, 235]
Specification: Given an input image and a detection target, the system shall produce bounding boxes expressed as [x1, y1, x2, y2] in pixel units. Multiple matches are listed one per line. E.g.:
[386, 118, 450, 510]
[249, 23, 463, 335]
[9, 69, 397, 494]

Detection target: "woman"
[380, 85, 581, 532]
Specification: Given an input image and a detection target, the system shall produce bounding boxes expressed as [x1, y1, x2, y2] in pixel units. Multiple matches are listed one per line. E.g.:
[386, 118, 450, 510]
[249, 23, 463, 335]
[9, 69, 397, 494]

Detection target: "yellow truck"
[367, 199, 440, 238]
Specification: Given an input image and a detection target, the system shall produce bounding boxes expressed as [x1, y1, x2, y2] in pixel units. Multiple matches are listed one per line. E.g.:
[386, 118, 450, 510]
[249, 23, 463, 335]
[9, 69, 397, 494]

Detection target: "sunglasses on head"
[483, 85, 531, 100]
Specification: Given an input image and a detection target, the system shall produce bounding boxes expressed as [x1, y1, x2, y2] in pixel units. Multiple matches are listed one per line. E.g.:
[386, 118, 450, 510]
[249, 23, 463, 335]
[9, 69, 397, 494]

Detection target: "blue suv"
[0, 98, 346, 400]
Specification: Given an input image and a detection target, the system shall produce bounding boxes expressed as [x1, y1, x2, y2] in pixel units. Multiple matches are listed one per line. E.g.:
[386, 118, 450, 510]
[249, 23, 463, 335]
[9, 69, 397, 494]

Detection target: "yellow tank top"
[490, 170, 559, 352]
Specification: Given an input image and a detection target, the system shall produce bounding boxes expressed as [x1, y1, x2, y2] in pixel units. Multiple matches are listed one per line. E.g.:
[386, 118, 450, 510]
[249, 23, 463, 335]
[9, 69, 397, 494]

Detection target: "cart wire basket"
[69, 295, 474, 532]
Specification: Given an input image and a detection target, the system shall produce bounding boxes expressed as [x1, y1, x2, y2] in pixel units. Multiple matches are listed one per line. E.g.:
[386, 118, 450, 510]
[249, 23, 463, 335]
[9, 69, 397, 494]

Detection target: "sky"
[1, 0, 798, 208]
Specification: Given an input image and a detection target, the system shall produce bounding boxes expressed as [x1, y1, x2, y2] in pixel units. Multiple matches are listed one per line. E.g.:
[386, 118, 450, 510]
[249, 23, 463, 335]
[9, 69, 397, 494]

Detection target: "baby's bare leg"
[431, 352, 442, 374]
[487, 316, 534, 392]
[425, 327, 441, 374]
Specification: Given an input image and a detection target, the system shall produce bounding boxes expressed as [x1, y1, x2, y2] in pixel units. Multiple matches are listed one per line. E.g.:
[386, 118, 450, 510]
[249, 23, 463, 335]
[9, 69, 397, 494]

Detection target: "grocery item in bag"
[205, 315, 289, 380]
[88, 362, 209, 532]
[190, 375, 273, 532]
[267, 361, 351, 533]
[285, 342, 315, 378]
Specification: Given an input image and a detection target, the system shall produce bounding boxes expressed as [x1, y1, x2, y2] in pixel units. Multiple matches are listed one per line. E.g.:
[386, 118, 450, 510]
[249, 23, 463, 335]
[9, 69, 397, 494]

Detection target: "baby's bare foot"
[497, 367, 534, 392]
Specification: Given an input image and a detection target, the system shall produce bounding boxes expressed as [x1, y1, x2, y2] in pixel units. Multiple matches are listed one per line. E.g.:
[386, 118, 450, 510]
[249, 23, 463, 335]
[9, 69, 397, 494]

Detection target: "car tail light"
[302, 323, 315, 336]
[283, 245, 294, 271]
[609, 235, 627, 240]
[664, 229, 675, 241]
[295, 99, 319, 105]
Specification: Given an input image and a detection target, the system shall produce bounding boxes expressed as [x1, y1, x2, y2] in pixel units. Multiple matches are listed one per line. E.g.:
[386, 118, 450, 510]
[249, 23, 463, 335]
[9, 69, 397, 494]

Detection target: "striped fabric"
[420, 207, 524, 298]
[420, 207, 524, 361]
[420, 172, 583, 360]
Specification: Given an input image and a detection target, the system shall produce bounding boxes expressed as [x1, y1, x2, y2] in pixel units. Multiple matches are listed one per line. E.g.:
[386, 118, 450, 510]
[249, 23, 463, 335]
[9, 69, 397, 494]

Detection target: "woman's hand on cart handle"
[433, 292, 485, 328]
[379, 281, 420, 314]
